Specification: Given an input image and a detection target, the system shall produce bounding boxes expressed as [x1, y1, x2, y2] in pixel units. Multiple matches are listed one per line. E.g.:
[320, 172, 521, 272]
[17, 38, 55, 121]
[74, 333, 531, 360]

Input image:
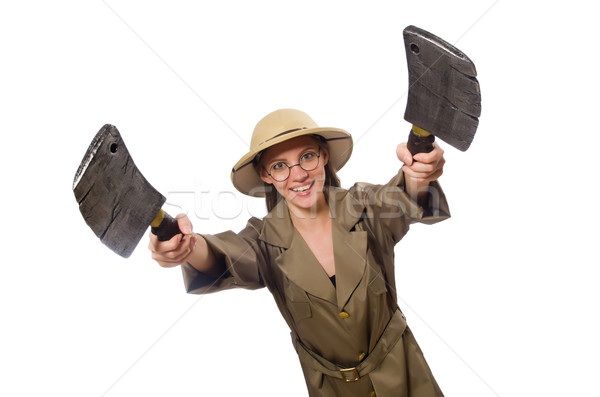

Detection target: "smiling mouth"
[291, 181, 314, 193]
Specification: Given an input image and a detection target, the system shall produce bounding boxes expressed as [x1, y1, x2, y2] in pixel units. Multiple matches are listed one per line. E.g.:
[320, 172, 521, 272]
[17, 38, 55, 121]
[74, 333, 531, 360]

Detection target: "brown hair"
[253, 135, 341, 212]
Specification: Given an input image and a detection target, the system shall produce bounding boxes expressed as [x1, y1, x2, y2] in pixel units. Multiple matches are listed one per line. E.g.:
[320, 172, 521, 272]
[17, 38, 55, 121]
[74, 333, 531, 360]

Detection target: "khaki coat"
[182, 171, 450, 396]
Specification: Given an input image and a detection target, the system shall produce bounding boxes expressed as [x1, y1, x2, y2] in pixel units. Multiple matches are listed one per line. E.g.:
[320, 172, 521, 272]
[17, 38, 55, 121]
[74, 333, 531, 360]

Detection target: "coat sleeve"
[181, 217, 266, 294]
[351, 170, 451, 246]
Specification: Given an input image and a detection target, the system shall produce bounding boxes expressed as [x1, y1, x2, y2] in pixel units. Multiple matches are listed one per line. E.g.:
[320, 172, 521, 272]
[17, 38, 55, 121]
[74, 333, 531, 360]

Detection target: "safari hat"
[231, 109, 353, 197]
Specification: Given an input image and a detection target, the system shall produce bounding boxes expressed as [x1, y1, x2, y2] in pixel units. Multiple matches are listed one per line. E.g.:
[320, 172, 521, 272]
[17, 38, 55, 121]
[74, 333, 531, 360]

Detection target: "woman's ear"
[321, 146, 329, 166]
[259, 167, 271, 184]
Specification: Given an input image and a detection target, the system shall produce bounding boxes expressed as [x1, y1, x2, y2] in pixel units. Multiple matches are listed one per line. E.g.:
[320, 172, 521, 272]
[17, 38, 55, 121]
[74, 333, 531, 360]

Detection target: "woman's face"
[259, 135, 329, 212]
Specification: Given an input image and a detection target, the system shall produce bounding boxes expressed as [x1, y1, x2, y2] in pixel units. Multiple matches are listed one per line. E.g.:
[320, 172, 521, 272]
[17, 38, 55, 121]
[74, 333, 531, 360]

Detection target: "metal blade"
[403, 25, 481, 151]
[73, 124, 165, 258]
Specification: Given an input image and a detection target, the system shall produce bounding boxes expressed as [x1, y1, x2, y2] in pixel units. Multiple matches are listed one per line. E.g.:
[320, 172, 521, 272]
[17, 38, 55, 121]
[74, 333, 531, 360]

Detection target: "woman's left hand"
[396, 142, 445, 200]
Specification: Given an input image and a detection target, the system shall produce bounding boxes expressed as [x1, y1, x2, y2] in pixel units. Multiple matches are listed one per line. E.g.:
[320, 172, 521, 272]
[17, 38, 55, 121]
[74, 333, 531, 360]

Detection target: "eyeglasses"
[265, 148, 321, 182]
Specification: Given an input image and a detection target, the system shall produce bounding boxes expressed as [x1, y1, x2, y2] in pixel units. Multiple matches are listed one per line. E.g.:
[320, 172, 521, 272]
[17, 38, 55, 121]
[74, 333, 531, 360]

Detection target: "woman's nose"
[289, 163, 309, 180]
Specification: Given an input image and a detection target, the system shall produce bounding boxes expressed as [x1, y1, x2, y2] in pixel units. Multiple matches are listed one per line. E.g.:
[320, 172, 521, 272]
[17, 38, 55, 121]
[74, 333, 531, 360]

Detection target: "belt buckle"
[340, 367, 360, 382]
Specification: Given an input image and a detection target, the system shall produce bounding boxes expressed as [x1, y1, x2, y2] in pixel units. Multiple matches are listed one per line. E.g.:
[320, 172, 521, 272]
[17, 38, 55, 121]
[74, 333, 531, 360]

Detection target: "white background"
[1, 1, 599, 396]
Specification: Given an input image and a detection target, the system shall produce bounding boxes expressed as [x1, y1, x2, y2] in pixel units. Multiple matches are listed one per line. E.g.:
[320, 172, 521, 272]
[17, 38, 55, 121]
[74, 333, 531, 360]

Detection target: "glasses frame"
[264, 147, 321, 182]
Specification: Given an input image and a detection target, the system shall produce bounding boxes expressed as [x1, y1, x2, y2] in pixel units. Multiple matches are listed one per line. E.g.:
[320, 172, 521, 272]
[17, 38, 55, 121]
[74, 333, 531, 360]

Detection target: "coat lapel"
[332, 221, 367, 311]
[258, 188, 368, 308]
[259, 198, 336, 304]
[329, 186, 368, 310]
[277, 230, 337, 304]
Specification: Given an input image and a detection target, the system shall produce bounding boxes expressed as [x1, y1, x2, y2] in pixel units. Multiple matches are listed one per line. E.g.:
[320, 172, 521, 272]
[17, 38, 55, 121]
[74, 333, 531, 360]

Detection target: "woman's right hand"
[148, 214, 197, 268]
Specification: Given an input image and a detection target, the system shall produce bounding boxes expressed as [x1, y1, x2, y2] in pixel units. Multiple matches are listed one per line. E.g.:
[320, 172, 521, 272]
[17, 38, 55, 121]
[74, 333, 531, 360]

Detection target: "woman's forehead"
[261, 136, 320, 161]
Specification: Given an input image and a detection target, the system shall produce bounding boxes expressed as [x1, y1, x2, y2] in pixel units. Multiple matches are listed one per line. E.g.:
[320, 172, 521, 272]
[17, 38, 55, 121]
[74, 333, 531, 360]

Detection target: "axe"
[73, 124, 182, 258]
[403, 25, 481, 154]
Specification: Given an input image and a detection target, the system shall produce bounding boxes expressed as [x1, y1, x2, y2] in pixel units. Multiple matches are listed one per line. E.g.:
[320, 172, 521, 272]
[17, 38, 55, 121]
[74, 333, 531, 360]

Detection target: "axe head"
[403, 25, 481, 151]
[73, 125, 165, 258]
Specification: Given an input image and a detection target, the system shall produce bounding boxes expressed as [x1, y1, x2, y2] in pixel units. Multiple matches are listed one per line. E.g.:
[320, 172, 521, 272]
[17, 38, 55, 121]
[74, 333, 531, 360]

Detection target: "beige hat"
[231, 109, 353, 197]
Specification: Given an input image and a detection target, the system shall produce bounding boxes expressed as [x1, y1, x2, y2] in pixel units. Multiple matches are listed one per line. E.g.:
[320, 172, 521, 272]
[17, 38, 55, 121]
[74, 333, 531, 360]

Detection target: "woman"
[149, 109, 449, 396]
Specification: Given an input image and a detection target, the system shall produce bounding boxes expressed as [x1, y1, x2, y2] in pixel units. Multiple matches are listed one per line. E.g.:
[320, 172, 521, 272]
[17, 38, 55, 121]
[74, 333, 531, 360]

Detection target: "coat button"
[338, 311, 350, 319]
[358, 352, 366, 362]
[370, 392, 376, 397]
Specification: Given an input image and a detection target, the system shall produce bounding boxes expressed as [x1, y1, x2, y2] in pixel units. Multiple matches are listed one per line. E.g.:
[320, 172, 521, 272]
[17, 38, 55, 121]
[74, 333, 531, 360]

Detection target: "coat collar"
[258, 187, 368, 309]
[259, 186, 366, 247]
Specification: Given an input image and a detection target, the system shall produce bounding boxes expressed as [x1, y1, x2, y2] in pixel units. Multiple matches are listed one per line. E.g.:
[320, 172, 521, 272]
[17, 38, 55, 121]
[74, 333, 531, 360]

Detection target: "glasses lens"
[299, 151, 319, 172]
[269, 164, 289, 182]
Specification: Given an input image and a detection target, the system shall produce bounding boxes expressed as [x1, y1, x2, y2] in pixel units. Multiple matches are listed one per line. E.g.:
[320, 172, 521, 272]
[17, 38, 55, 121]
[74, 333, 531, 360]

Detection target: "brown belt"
[294, 309, 407, 382]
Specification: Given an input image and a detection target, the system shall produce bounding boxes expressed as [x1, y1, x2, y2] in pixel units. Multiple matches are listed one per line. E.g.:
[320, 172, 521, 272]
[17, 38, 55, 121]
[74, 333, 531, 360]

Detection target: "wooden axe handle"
[150, 210, 183, 241]
[407, 126, 435, 156]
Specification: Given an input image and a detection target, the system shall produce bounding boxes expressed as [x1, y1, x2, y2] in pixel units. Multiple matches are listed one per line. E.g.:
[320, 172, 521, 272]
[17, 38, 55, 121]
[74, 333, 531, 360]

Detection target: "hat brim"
[231, 127, 353, 197]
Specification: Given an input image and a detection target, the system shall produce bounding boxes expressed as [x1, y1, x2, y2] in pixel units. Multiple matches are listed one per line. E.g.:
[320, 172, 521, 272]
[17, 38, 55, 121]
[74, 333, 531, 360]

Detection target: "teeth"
[292, 184, 311, 192]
